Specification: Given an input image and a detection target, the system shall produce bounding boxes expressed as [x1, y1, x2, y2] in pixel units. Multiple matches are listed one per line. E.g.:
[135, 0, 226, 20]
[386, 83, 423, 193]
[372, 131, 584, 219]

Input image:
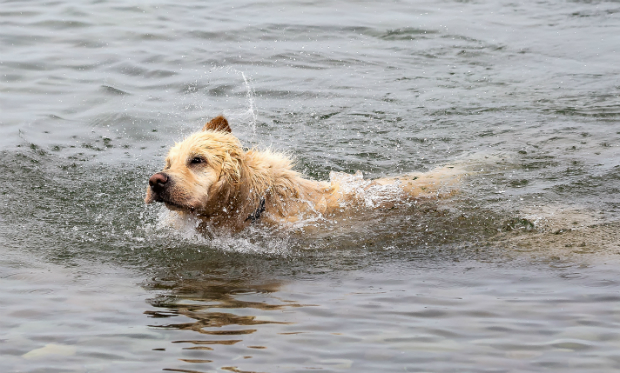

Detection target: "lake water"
[1, 0, 620, 372]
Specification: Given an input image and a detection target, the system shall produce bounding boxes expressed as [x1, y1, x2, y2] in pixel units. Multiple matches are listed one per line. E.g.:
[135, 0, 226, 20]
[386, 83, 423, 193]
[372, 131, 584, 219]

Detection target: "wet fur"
[146, 116, 464, 231]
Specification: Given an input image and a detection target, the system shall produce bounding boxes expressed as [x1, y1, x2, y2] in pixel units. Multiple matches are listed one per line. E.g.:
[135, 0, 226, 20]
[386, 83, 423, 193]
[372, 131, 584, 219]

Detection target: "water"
[1, 0, 620, 372]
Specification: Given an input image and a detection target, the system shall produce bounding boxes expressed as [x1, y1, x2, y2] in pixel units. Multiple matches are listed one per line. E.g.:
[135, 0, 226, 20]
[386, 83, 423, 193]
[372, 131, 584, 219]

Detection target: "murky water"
[2, 0, 620, 372]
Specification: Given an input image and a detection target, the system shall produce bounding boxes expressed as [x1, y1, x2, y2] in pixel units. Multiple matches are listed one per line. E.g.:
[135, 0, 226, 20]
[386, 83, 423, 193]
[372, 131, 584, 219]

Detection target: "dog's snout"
[149, 172, 169, 191]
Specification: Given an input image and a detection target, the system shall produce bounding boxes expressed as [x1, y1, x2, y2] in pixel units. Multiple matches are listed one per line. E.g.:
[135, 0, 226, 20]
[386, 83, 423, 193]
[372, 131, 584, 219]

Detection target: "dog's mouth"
[146, 175, 206, 213]
[147, 190, 191, 210]
[163, 200, 195, 212]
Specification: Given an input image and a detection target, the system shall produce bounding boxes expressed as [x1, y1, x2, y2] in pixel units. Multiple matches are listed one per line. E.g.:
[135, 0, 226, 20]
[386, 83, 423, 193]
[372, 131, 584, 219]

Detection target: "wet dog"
[146, 116, 464, 231]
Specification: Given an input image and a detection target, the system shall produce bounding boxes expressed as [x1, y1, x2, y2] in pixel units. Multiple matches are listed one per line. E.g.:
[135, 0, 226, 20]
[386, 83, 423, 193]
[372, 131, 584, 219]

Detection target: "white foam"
[153, 207, 292, 255]
[329, 170, 405, 208]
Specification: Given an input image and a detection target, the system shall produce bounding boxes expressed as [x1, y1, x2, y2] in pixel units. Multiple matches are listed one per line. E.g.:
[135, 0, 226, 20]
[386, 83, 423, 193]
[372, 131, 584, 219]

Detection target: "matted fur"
[146, 115, 464, 231]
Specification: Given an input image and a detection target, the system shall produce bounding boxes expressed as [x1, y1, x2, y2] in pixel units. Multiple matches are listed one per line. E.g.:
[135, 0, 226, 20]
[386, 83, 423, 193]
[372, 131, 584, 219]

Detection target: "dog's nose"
[149, 172, 169, 191]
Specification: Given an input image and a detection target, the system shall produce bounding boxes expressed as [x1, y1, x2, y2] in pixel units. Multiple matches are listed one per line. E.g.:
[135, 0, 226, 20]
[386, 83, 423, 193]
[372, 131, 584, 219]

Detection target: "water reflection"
[145, 277, 303, 372]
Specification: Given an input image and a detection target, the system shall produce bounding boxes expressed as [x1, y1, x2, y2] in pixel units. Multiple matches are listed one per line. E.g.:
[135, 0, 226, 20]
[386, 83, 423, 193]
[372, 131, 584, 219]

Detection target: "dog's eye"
[190, 157, 205, 165]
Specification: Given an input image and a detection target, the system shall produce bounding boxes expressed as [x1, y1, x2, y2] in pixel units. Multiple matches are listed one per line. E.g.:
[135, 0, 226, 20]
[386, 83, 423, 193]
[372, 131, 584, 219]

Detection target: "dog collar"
[245, 197, 266, 223]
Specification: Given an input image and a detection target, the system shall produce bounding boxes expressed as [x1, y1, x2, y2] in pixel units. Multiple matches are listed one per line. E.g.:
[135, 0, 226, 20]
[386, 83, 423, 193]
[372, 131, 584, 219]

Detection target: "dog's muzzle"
[148, 172, 169, 201]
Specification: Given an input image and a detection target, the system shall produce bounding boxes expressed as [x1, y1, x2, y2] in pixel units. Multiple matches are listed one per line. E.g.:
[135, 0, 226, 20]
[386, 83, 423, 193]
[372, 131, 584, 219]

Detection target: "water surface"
[1, 0, 620, 372]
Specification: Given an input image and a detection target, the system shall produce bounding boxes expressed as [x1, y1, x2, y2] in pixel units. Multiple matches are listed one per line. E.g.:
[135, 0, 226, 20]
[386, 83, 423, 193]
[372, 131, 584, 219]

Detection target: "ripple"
[101, 85, 130, 96]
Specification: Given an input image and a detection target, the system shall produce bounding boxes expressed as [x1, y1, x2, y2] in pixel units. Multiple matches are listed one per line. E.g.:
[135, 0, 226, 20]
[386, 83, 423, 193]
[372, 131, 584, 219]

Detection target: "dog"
[145, 115, 464, 232]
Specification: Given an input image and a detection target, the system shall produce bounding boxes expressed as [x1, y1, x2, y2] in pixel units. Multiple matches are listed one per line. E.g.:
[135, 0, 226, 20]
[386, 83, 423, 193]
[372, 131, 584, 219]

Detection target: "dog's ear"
[202, 115, 231, 133]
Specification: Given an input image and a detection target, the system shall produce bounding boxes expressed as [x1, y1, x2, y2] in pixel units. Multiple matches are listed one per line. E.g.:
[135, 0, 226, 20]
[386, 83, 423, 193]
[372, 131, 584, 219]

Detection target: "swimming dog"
[145, 116, 464, 231]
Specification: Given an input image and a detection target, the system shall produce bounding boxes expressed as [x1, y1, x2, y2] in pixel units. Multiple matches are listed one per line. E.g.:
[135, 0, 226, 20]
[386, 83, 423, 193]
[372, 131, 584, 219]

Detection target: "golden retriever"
[145, 116, 464, 231]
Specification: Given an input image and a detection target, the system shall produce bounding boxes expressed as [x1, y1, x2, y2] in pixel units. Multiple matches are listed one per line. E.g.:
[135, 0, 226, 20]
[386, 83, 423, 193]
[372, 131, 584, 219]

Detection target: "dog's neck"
[199, 149, 329, 229]
[197, 151, 279, 224]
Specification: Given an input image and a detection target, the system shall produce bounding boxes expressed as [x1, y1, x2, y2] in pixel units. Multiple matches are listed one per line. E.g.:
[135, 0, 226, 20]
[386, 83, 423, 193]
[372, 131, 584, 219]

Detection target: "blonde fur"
[146, 116, 464, 231]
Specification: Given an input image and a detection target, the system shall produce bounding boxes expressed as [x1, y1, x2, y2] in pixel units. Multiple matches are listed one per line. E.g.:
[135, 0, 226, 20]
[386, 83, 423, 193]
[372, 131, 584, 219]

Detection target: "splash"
[154, 207, 292, 256]
[202, 66, 258, 134]
[329, 170, 405, 209]
[240, 71, 258, 133]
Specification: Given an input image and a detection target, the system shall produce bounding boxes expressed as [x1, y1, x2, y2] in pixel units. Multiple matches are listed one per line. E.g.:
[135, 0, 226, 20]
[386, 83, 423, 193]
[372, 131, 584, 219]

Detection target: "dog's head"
[145, 115, 244, 214]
